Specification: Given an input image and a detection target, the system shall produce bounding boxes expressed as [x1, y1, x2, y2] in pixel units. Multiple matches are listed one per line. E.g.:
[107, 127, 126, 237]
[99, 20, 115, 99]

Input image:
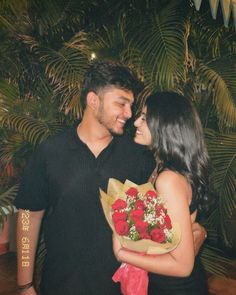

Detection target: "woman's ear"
[86, 91, 99, 111]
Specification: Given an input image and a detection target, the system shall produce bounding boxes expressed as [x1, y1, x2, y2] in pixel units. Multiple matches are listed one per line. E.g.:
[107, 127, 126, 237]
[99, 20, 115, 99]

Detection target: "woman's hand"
[112, 234, 122, 261]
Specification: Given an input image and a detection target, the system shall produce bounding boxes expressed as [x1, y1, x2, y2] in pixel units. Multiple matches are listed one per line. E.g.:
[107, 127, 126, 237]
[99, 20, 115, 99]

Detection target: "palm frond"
[201, 244, 234, 276]
[31, 0, 84, 38]
[130, 1, 187, 90]
[1, 114, 64, 145]
[0, 80, 19, 101]
[0, 133, 27, 167]
[50, 35, 89, 88]
[205, 131, 236, 215]
[0, 184, 19, 224]
[20, 33, 89, 91]
[189, 7, 236, 59]
[0, 15, 17, 34]
[204, 208, 220, 231]
[90, 13, 130, 62]
[57, 86, 82, 118]
[205, 130, 236, 247]
[0, 0, 32, 36]
[197, 62, 236, 131]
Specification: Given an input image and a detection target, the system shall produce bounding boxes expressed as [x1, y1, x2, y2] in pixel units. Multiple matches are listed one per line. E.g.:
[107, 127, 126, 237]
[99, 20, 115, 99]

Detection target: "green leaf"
[130, 1, 187, 90]
[197, 58, 236, 131]
[201, 244, 234, 276]
[0, 184, 19, 224]
[205, 129, 236, 247]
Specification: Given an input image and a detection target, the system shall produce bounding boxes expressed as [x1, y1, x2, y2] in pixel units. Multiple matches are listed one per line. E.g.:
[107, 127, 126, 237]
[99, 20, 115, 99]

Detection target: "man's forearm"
[192, 222, 207, 256]
[16, 209, 45, 285]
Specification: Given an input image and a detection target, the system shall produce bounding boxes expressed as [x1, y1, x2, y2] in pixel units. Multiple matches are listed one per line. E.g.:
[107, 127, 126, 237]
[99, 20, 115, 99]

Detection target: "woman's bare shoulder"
[155, 170, 191, 197]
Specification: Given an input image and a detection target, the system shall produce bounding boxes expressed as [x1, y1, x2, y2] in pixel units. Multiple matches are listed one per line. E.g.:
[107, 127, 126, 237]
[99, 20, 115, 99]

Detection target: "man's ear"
[86, 91, 99, 111]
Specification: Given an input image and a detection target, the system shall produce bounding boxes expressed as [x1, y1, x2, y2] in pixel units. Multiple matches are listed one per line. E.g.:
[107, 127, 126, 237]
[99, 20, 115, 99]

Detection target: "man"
[15, 60, 206, 295]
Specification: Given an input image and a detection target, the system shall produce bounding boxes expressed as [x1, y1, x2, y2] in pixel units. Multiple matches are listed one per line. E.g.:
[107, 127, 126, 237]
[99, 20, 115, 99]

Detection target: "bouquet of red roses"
[100, 179, 181, 295]
[111, 186, 173, 245]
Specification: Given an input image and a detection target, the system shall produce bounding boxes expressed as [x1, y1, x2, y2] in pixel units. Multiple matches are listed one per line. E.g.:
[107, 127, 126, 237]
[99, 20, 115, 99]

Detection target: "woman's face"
[134, 106, 152, 146]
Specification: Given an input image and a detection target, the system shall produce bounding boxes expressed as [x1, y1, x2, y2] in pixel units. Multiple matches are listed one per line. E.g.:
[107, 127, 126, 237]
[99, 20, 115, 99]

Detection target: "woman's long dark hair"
[146, 92, 210, 211]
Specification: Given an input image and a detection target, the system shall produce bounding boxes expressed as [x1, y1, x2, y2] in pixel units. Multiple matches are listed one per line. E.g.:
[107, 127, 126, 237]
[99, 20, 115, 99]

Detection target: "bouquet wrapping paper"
[99, 178, 181, 295]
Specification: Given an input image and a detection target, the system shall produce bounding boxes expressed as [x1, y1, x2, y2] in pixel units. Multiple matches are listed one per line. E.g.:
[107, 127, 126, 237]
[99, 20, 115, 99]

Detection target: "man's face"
[96, 87, 134, 135]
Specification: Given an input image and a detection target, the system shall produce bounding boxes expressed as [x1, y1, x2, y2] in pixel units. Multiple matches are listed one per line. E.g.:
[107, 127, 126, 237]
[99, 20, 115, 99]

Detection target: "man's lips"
[117, 118, 126, 125]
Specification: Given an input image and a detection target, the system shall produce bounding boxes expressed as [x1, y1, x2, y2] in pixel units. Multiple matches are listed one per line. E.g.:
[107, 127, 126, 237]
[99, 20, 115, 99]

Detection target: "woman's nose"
[134, 117, 141, 127]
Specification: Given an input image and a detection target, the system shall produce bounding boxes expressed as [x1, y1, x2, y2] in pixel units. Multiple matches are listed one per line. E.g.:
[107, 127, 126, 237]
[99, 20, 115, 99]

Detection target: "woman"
[113, 92, 209, 294]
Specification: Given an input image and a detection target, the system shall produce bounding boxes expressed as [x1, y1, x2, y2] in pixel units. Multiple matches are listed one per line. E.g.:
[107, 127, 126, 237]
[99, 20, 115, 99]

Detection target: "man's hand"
[192, 222, 207, 256]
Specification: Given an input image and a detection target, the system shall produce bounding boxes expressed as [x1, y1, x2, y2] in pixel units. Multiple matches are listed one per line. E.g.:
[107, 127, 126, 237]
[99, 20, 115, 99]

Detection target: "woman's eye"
[135, 112, 142, 119]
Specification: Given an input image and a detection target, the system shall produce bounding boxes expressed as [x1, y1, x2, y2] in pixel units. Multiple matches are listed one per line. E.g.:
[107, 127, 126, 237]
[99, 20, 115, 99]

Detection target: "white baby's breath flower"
[144, 210, 158, 226]
[164, 228, 173, 240]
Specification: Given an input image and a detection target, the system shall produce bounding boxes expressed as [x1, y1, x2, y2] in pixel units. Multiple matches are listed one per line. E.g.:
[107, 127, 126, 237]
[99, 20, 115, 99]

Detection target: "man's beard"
[97, 115, 124, 136]
[97, 106, 124, 136]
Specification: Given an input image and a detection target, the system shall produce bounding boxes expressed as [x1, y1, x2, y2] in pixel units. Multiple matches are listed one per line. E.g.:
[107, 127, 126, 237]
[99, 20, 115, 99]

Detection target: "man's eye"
[116, 101, 125, 106]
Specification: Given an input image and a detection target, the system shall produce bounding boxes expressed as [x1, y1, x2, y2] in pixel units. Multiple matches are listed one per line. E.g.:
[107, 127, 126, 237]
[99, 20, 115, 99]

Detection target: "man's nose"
[124, 105, 132, 119]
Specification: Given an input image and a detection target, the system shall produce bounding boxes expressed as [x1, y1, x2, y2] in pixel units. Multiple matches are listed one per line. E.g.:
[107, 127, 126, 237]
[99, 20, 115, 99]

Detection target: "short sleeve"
[14, 144, 49, 211]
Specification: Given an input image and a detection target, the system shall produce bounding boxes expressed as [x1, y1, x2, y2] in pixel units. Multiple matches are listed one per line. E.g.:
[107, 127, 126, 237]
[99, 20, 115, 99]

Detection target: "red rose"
[164, 214, 172, 229]
[130, 209, 144, 222]
[135, 200, 146, 210]
[114, 220, 129, 236]
[150, 228, 166, 243]
[112, 199, 127, 211]
[112, 212, 128, 223]
[139, 232, 151, 240]
[155, 204, 165, 216]
[145, 190, 157, 198]
[145, 190, 157, 202]
[135, 220, 148, 234]
[158, 220, 166, 229]
[126, 187, 138, 198]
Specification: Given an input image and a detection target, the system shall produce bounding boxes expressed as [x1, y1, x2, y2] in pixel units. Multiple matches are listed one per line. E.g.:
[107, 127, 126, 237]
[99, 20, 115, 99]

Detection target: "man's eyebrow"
[141, 111, 146, 116]
[117, 96, 134, 104]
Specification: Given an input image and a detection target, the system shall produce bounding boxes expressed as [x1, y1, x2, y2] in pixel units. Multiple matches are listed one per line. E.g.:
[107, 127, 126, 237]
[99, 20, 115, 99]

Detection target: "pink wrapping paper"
[112, 263, 148, 295]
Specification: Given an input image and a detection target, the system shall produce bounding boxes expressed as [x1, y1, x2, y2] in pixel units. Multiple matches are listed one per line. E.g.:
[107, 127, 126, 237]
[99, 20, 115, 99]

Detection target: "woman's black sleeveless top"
[148, 169, 208, 295]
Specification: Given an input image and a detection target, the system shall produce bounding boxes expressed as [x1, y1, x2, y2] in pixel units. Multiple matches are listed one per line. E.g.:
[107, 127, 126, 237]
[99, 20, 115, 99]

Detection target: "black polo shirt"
[15, 125, 155, 295]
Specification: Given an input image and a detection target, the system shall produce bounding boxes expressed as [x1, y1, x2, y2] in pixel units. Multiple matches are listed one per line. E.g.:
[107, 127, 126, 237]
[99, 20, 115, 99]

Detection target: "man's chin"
[109, 128, 124, 136]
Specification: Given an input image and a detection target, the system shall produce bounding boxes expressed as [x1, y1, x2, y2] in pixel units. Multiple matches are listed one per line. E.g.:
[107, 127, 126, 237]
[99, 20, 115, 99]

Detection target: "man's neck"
[77, 116, 113, 158]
